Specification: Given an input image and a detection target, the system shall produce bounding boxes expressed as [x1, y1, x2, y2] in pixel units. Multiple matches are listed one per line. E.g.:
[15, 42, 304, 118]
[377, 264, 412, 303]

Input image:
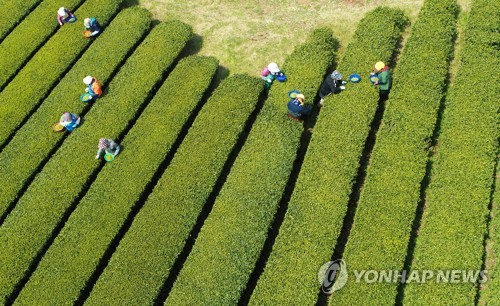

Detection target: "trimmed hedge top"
[0, 20, 192, 304]
[250, 7, 408, 305]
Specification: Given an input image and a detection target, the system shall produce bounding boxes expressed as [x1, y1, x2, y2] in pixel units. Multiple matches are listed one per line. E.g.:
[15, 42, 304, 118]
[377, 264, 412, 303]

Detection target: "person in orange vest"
[83, 75, 102, 101]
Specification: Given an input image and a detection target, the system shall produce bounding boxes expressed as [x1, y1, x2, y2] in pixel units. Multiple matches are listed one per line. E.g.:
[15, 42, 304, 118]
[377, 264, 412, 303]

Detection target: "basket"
[288, 90, 301, 99]
[276, 73, 287, 82]
[104, 153, 114, 162]
[349, 74, 361, 83]
[80, 93, 93, 103]
[369, 74, 379, 84]
[82, 30, 92, 38]
[52, 123, 65, 132]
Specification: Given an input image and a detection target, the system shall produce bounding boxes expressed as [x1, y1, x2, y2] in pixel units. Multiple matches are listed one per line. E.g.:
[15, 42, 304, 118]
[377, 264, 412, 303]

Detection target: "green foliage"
[85, 74, 262, 306]
[0, 0, 86, 89]
[330, 0, 459, 304]
[0, 0, 42, 41]
[249, 7, 408, 305]
[404, 0, 499, 304]
[482, 163, 500, 304]
[166, 28, 336, 305]
[15, 56, 218, 305]
[0, 6, 151, 224]
[0, 0, 125, 142]
[0, 20, 192, 304]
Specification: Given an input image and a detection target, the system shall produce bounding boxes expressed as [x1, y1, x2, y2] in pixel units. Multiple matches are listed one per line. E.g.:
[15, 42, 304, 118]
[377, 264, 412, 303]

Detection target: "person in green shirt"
[373, 61, 391, 100]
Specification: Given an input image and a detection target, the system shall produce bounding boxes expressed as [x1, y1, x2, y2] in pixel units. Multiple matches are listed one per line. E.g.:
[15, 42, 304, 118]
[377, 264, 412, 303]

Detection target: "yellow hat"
[374, 61, 385, 71]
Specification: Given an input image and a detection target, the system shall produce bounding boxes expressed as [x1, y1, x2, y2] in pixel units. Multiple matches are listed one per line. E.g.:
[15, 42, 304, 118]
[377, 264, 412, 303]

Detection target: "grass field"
[127, 0, 429, 75]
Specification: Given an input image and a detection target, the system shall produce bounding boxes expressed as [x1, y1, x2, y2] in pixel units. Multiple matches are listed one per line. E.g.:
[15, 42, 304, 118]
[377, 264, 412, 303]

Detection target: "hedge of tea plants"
[249, 7, 408, 305]
[0, 20, 192, 304]
[0, 0, 124, 143]
[0, 0, 86, 89]
[331, 0, 459, 304]
[0, 6, 151, 221]
[404, 0, 499, 304]
[14, 55, 218, 305]
[86, 74, 263, 306]
[166, 28, 337, 305]
[0, 0, 42, 41]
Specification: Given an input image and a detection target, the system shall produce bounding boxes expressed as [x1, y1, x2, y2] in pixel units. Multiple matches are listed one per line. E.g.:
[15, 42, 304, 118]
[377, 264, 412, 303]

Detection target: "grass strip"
[0, 0, 42, 42]
[0, 6, 151, 221]
[0, 20, 192, 304]
[249, 7, 408, 305]
[404, 0, 500, 304]
[14, 55, 218, 305]
[86, 73, 262, 306]
[165, 28, 336, 305]
[330, 0, 459, 304]
[0, 0, 124, 142]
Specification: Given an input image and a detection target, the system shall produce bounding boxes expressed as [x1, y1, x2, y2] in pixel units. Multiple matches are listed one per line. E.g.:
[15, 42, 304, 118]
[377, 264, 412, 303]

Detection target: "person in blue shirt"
[59, 112, 80, 132]
[84, 17, 101, 37]
[287, 93, 311, 121]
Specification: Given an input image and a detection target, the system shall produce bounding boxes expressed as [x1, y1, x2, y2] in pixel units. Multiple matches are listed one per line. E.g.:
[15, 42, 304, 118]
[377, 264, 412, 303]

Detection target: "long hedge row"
[86, 74, 263, 306]
[166, 28, 337, 305]
[249, 7, 408, 305]
[0, 0, 86, 89]
[481, 162, 500, 304]
[15, 55, 218, 305]
[0, 6, 151, 221]
[0, 0, 124, 144]
[0, 21, 192, 305]
[330, 0, 459, 304]
[404, 0, 499, 304]
[0, 0, 42, 42]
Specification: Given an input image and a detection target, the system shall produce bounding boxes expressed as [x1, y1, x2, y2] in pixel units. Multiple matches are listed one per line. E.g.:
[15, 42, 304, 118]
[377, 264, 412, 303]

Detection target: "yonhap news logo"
[318, 259, 488, 293]
[317, 259, 348, 294]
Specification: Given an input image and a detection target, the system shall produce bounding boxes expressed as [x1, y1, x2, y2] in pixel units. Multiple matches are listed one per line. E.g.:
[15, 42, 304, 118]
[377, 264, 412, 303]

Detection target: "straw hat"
[374, 61, 385, 71]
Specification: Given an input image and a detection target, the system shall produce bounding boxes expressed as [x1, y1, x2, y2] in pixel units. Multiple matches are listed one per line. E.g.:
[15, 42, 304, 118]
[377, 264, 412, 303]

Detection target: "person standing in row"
[372, 61, 391, 100]
[318, 70, 346, 106]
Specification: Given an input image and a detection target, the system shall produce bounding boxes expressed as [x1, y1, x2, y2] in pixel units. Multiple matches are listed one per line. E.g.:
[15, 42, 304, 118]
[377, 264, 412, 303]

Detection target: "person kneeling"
[59, 112, 80, 132]
[96, 138, 120, 160]
[287, 94, 311, 121]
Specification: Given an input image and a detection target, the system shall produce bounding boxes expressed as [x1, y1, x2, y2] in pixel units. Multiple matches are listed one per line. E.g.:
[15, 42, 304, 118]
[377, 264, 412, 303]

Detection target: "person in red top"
[83, 76, 102, 101]
[57, 7, 75, 26]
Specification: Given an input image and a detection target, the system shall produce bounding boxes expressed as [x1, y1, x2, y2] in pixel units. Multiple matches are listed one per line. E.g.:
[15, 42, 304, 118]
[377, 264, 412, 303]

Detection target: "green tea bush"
[0, 6, 151, 222]
[331, 0, 459, 304]
[0, 0, 42, 41]
[0, 0, 86, 89]
[166, 28, 336, 305]
[0, 20, 192, 304]
[86, 74, 262, 306]
[405, 0, 499, 304]
[0, 0, 124, 141]
[482, 163, 500, 304]
[250, 7, 408, 305]
[15, 56, 218, 305]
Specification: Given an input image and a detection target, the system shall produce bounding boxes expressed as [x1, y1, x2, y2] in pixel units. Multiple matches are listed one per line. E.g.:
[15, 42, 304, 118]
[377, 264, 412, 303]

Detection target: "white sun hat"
[267, 62, 280, 74]
[58, 7, 66, 16]
[83, 76, 93, 85]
